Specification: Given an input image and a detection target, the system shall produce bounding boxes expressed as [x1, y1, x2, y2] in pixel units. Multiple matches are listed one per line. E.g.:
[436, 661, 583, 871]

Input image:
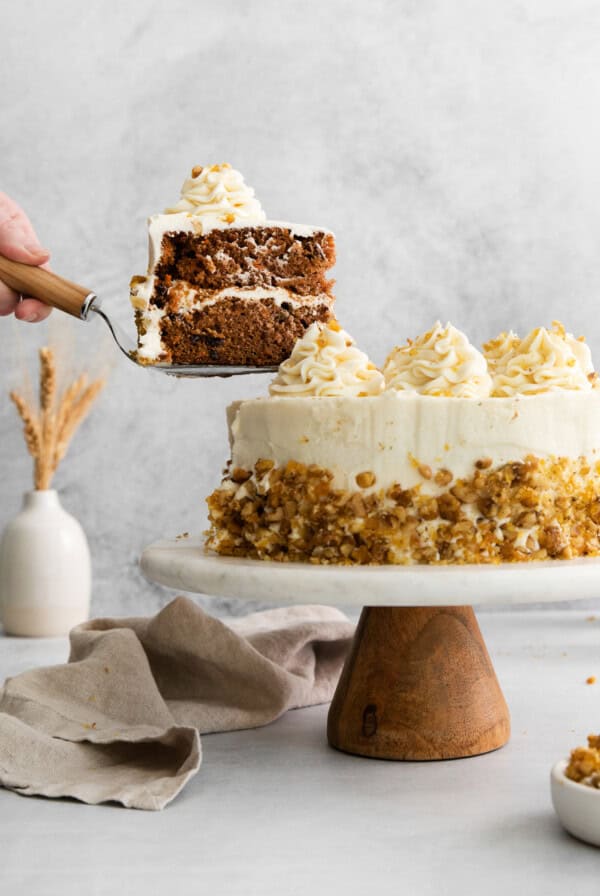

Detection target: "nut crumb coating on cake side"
[205, 455, 600, 565]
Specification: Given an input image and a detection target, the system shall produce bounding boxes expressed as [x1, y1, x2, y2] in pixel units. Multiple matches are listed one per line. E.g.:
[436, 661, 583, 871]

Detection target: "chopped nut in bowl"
[565, 734, 600, 788]
[551, 735, 600, 847]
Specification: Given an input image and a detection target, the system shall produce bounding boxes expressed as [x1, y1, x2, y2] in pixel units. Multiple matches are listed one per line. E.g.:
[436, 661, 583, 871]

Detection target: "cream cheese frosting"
[225, 319, 600, 494]
[487, 321, 597, 396]
[482, 330, 520, 373]
[227, 391, 600, 493]
[383, 322, 493, 398]
[164, 163, 266, 227]
[269, 320, 384, 398]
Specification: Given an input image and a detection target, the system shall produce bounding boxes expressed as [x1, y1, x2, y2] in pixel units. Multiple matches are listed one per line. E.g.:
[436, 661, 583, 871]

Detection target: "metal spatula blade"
[0, 256, 278, 378]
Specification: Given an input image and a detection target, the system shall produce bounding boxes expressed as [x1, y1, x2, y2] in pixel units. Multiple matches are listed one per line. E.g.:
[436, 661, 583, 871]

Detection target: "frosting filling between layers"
[132, 280, 332, 311]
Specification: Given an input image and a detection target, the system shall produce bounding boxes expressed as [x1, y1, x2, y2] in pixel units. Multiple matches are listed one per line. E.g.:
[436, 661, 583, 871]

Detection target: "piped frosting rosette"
[482, 330, 520, 375]
[383, 321, 492, 398]
[269, 320, 385, 398]
[164, 163, 266, 227]
[485, 321, 598, 396]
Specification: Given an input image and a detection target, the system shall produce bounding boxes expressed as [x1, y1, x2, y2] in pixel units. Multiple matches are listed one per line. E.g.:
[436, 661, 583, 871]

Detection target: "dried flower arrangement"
[10, 347, 105, 490]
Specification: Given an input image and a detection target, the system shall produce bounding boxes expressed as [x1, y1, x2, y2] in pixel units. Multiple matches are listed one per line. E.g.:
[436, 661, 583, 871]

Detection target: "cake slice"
[130, 164, 336, 366]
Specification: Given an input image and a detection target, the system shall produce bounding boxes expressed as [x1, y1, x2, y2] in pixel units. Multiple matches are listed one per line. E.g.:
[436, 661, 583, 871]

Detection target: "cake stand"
[141, 537, 600, 761]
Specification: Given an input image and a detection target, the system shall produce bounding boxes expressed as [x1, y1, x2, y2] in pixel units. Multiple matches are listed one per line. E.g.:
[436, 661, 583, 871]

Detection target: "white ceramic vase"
[0, 490, 91, 637]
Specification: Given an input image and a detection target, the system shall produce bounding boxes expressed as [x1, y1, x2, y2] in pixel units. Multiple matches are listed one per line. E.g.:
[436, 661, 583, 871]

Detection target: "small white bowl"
[551, 759, 600, 847]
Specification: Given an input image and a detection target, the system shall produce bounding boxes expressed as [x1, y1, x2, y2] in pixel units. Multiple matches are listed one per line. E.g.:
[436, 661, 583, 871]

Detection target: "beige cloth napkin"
[0, 596, 353, 810]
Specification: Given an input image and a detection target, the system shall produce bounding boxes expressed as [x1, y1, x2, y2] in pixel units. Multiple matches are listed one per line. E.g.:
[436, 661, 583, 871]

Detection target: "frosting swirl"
[383, 322, 492, 398]
[488, 321, 597, 396]
[482, 330, 520, 373]
[164, 163, 266, 227]
[269, 320, 385, 398]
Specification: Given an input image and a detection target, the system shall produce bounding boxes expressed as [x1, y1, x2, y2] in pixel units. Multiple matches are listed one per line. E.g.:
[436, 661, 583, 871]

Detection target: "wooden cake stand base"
[140, 539, 598, 761]
[327, 605, 510, 760]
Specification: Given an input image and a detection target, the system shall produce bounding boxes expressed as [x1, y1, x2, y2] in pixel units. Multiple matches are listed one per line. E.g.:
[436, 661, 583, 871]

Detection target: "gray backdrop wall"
[2, 0, 600, 617]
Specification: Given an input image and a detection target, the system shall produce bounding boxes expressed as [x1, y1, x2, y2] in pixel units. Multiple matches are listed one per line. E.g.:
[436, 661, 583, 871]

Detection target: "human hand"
[0, 192, 51, 322]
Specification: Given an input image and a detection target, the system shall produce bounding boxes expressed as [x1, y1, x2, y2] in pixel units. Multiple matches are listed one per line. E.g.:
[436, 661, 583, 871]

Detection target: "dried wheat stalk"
[10, 347, 105, 490]
[39, 347, 55, 412]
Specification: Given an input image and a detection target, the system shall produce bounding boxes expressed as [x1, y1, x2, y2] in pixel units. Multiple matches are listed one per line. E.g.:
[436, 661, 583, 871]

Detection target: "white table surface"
[1, 609, 600, 896]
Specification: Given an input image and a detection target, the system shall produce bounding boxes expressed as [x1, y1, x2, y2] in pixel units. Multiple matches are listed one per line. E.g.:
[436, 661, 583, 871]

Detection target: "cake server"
[0, 256, 278, 378]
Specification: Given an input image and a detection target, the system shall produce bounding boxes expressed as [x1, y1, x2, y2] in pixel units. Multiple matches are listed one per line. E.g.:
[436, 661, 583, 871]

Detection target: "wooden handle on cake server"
[0, 255, 97, 319]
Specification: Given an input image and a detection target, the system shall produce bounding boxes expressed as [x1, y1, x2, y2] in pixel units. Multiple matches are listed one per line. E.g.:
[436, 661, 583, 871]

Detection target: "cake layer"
[137, 296, 332, 365]
[132, 215, 335, 307]
[146, 224, 334, 301]
[227, 391, 600, 493]
[147, 213, 332, 267]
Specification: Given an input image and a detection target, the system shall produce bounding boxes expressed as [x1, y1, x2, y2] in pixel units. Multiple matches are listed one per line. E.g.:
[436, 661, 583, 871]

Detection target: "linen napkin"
[0, 596, 354, 810]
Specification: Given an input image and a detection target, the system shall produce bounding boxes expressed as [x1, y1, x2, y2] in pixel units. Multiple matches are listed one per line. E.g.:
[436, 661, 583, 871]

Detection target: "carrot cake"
[130, 164, 335, 366]
[206, 319, 600, 565]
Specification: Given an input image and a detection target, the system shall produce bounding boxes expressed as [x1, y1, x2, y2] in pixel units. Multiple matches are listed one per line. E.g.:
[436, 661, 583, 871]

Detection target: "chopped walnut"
[589, 498, 600, 524]
[231, 468, 251, 484]
[434, 468, 453, 487]
[516, 486, 539, 508]
[565, 735, 600, 787]
[419, 497, 439, 521]
[451, 482, 478, 504]
[255, 458, 275, 476]
[438, 493, 461, 523]
[355, 471, 376, 488]
[541, 524, 568, 557]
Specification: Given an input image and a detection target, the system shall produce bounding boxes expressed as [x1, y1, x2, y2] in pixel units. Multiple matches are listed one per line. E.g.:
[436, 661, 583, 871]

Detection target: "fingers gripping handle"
[0, 256, 97, 319]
